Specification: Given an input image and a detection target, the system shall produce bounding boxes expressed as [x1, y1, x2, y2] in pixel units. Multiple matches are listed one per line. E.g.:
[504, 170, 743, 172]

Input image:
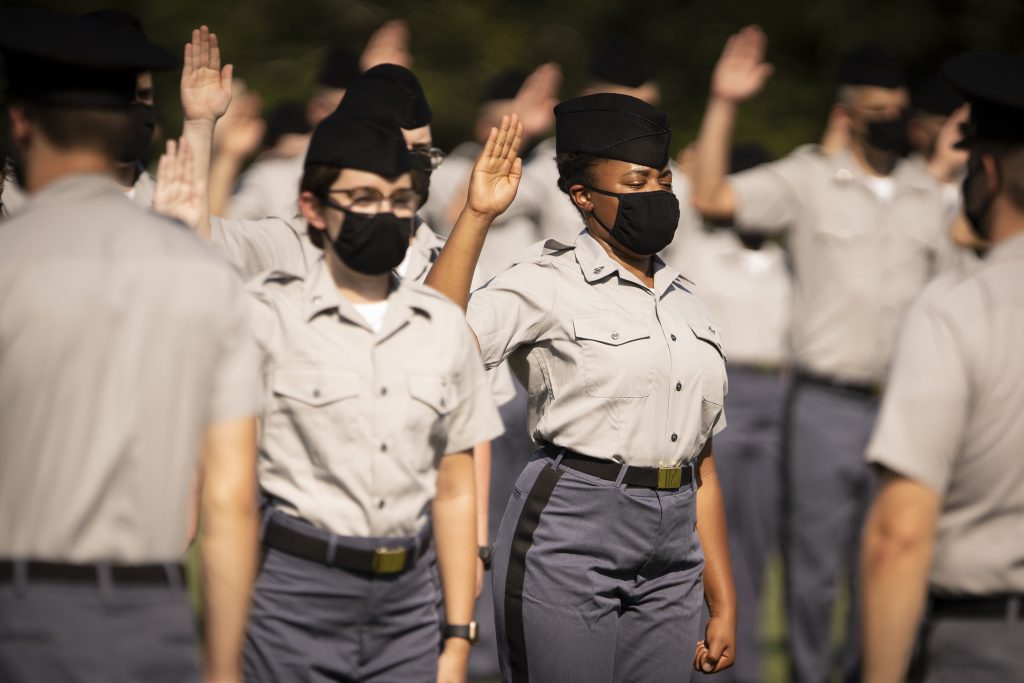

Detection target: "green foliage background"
[20, 0, 1024, 159]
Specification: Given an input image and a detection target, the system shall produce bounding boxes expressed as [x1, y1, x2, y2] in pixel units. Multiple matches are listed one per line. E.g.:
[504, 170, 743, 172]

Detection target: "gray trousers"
[910, 613, 1024, 682]
[470, 382, 532, 681]
[492, 452, 705, 683]
[244, 513, 441, 682]
[0, 574, 200, 682]
[694, 368, 787, 683]
[784, 381, 879, 683]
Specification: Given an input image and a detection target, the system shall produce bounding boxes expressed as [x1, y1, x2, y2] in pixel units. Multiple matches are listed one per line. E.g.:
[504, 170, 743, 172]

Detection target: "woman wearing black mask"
[427, 96, 736, 681]
[223, 109, 506, 683]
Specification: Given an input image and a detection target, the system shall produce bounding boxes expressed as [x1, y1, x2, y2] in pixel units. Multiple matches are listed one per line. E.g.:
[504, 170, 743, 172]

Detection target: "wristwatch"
[443, 622, 479, 645]
[478, 544, 494, 570]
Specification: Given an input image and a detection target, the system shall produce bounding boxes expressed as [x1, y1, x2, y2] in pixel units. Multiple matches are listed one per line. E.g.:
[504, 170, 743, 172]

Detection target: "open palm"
[712, 26, 774, 103]
[181, 26, 233, 122]
[153, 138, 201, 229]
[467, 114, 524, 217]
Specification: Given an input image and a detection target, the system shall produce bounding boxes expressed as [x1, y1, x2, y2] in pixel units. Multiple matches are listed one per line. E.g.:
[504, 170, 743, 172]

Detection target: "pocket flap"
[572, 316, 650, 346]
[273, 368, 359, 407]
[408, 374, 454, 415]
[687, 320, 726, 360]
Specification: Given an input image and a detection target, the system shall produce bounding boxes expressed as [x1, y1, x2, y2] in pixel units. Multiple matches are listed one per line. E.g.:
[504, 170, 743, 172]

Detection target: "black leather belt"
[795, 369, 881, 397]
[728, 362, 782, 376]
[0, 560, 185, 587]
[930, 594, 1024, 621]
[262, 516, 426, 576]
[543, 443, 694, 490]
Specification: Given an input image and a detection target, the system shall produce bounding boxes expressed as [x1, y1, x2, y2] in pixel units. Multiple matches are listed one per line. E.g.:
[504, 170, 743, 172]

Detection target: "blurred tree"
[20, 0, 1024, 157]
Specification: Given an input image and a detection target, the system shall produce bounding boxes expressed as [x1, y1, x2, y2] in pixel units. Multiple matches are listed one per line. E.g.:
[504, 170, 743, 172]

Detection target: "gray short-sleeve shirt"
[867, 233, 1024, 595]
[467, 230, 728, 467]
[0, 174, 262, 563]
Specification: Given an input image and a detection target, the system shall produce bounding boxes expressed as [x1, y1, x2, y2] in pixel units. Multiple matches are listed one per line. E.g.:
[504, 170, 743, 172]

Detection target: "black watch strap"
[478, 544, 494, 570]
[443, 622, 479, 644]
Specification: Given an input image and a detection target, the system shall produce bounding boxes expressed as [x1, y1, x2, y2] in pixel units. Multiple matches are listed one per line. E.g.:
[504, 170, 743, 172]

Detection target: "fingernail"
[703, 663, 713, 673]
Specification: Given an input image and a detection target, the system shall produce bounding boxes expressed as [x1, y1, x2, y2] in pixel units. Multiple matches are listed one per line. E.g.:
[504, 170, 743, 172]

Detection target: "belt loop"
[258, 505, 275, 542]
[1009, 595, 1021, 622]
[97, 562, 113, 600]
[164, 563, 183, 591]
[688, 461, 698, 493]
[325, 534, 338, 566]
[613, 464, 628, 488]
[13, 560, 28, 597]
[552, 447, 567, 470]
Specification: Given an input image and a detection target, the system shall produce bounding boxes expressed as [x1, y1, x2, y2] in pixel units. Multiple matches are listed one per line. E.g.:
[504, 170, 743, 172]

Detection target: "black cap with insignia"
[317, 45, 361, 90]
[588, 36, 654, 88]
[837, 44, 907, 89]
[336, 63, 432, 129]
[943, 52, 1024, 149]
[0, 7, 177, 108]
[555, 93, 670, 169]
[305, 107, 411, 178]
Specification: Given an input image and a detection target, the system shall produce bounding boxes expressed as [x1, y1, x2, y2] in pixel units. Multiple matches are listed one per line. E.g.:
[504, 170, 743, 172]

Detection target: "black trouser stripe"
[505, 465, 563, 683]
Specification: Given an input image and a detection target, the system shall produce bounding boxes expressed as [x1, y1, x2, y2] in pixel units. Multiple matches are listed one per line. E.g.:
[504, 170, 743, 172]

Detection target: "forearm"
[432, 452, 477, 625]
[861, 517, 933, 683]
[424, 207, 495, 310]
[692, 96, 738, 218]
[182, 118, 215, 239]
[695, 448, 737, 621]
[473, 442, 491, 548]
[209, 152, 245, 217]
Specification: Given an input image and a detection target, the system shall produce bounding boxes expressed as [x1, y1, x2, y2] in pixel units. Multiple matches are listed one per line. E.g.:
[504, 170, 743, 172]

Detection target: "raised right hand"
[466, 114, 524, 218]
[711, 25, 774, 103]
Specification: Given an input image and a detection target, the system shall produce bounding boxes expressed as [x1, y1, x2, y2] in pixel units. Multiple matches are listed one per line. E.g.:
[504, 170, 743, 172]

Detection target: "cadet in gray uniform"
[669, 143, 792, 683]
[0, 9, 262, 682]
[239, 109, 503, 682]
[427, 98, 737, 682]
[860, 53, 1024, 683]
[691, 28, 954, 682]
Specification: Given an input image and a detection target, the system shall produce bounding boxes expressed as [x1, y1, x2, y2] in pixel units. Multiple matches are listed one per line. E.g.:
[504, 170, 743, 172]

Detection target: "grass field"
[186, 547, 853, 682]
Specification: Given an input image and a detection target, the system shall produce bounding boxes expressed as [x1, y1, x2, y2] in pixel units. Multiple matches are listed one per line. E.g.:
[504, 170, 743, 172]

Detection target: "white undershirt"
[353, 301, 389, 333]
[864, 175, 896, 203]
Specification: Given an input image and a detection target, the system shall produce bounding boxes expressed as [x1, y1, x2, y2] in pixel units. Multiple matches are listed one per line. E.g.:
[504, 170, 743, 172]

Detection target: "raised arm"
[691, 26, 773, 220]
[180, 25, 233, 239]
[424, 114, 523, 310]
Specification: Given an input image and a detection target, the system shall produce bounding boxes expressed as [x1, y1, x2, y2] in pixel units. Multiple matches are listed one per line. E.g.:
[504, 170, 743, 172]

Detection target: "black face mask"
[864, 113, 911, 156]
[324, 200, 413, 275]
[586, 187, 680, 255]
[115, 103, 157, 168]
[962, 155, 999, 241]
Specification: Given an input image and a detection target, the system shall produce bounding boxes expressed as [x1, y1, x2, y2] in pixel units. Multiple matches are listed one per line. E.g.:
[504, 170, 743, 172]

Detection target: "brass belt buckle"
[657, 466, 683, 490]
[372, 547, 408, 575]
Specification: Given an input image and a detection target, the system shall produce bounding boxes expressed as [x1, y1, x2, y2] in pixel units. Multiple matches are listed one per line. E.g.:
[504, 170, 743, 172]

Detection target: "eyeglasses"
[326, 187, 422, 216]
[408, 146, 446, 171]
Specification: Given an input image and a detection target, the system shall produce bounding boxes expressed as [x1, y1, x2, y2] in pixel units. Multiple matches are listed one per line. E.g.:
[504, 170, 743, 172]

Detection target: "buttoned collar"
[302, 256, 431, 337]
[573, 229, 688, 299]
[988, 231, 1024, 264]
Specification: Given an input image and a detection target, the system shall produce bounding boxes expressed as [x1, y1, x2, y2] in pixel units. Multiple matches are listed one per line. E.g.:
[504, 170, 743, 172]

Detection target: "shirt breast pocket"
[407, 374, 457, 458]
[573, 315, 653, 399]
[271, 368, 360, 426]
[686, 322, 727, 447]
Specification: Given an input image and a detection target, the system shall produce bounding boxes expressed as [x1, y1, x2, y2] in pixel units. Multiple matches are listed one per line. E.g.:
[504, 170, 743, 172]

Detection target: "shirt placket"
[653, 294, 685, 465]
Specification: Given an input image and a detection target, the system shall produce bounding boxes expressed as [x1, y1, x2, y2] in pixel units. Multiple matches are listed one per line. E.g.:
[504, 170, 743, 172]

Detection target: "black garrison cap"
[555, 93, 670, 169]
[0, 7, 176, 107]
[837, 44, 907, 89]
[943, 52, 1024, 149]
[588, 35, 655, 88]
[336, 64, 432, 129]
[912, 73, 964, 117]
[480, 69, 527, 104]
[84, 9, 147, 39]
[317, 45, 361, 89]
[305, 107, 411, 178]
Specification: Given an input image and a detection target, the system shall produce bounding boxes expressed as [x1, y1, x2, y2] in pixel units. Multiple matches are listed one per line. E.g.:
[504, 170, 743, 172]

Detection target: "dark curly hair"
[555, 151, 604, 218]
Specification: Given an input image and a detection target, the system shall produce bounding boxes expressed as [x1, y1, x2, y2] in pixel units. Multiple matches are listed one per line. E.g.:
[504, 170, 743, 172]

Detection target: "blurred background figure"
[861, 51, 1024, 683]
[0, 11, 261, 683]
[666, 142, 792, 683]
[691, 28, 962, 682]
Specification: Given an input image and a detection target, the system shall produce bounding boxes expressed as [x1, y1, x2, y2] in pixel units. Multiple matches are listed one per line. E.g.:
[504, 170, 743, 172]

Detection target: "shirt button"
[377, 499, 386, 509]
[670, 334, 677, 342]
[312, 295, 323, 303]
[380, 443, 387, 452]
[611, 331, 621, 340]
[670, 433, 678, 442]
[675, 382, 682, 391]
[312, 387, 321, 398]
[380, 387, 387, 396]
